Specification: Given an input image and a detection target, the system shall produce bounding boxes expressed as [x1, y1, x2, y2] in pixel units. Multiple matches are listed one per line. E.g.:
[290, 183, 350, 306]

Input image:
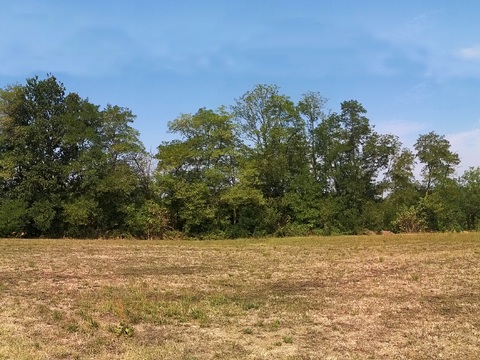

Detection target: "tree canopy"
[0, 75, 477, 238]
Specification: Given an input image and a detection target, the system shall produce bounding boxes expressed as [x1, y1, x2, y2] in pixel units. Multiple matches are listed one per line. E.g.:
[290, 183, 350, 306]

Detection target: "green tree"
[0, 76, 77, 235]
[315, 100, 398, 232]
[460, 167, 480, 230]
[0, 75, 147, 238]
[298, 91, 328, 182]
[232, 84, 308, 199]
[382, 148, 420, 229]
[156, 108, 239, 236]
[414, 131, 460, 195]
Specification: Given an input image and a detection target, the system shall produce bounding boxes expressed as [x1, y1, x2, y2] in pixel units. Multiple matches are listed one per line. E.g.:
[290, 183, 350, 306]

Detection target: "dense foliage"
[1, 76, 479, 238]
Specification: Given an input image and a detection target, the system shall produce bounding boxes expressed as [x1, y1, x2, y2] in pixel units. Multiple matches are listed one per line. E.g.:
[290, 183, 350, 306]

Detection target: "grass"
[0, 232, 480, 359]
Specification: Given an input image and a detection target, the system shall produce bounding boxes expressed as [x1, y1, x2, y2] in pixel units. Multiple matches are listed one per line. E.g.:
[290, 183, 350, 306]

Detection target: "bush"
[392, 205, 426, 233]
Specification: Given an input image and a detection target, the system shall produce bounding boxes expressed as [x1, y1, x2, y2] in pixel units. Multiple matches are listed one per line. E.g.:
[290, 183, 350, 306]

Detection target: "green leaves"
[0, 75, 148, 238]
[0, 199, 28, 236]
[0, 77, 475, 238]
[415, 131, 460, 194]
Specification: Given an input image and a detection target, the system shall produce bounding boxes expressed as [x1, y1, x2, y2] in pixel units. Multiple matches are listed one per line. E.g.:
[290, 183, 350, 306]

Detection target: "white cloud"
[375, 119, 427, 145]
[457, 45, 480, 61]
[447, 127, 480, 175]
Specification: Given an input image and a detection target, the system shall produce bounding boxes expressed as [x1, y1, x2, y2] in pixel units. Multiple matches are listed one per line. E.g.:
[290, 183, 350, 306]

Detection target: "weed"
[113, 322, 135, 337]
[411, 273, 421, 281]
[189, 308, 207, 321]
[283, 336, 293, 344]
[65, 321, 80, 333]
[270, 319, 281, 331]
[242, 301, 261, 311]
[242, 327, 254, 335]
[52, 310, 63, 321]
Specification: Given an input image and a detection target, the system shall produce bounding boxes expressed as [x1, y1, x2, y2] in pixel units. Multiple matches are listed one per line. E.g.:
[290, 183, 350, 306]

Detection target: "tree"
[314, 100, 398, 232]
[414, 131, 460, 195]
[386, 148, 417, 199]
[392, 205, 426, 233]
[382, 148, 420, 230]
[155, 107, 239, 236]
[298, 91, 328, 181]
[0, 76, 77, 235]
[460, 167, 480, 230]
[231, 85, 313, 235]
[0, 75, 148, 238]
[232, 84, 308, 199]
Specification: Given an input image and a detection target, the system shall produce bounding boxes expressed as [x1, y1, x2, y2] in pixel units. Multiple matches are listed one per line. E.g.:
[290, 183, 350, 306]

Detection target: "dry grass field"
[1, 233, 480, 359]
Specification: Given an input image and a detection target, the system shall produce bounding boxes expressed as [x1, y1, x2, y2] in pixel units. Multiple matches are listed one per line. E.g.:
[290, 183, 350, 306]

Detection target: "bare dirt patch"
[1, 233, 480, 359]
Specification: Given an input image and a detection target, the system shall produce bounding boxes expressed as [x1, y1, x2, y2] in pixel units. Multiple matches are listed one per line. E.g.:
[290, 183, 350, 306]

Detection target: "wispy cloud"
[375, 119, 427, 148]
[457, 45, 480, 61]
[447, 126, 480, 174]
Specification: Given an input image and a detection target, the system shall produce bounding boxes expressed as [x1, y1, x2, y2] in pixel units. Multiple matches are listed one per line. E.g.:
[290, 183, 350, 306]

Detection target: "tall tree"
[232, 84, 308, 199]
[383, 148, 421, 230]
[298, 91, 328, 181]
[315, 100, 399, 232]
[156, 107, 239, 235]
[414, 131, 460, 196]
[0, 76, 75, 235]
[0, 75, 147, 237]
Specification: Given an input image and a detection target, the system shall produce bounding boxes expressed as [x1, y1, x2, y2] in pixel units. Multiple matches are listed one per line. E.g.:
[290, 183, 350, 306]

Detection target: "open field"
[1, 233, 480, 359]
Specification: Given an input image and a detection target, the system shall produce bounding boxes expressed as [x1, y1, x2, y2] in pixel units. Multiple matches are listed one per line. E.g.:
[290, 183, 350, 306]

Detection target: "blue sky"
[1, 0, 480, 174]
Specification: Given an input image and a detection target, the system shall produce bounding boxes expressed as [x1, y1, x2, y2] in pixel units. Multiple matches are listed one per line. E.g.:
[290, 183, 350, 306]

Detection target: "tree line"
[0, 75, 479, 238]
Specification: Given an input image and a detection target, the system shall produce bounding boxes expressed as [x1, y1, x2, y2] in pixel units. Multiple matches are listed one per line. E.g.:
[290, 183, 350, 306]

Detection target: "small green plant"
[189, 308, 207, 322]
[270, 319, 281, 331]
[114, 322, 135, 337]
[243, 302, 261, 310]
[78, 309, 99, 329]
[242, 327, 253, 335]
[66, 322, 80, 333]
[283, 336, 293, 344]
[52, 310, 63, 321]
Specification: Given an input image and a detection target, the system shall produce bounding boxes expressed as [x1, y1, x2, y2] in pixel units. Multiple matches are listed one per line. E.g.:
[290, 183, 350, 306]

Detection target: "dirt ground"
[0, 233, 479, 359]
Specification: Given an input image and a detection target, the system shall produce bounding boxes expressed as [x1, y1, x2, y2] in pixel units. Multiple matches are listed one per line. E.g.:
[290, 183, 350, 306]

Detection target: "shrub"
[392, 205, 426, 233]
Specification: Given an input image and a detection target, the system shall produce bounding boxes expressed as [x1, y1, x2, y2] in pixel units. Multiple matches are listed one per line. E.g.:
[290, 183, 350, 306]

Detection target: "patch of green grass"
[242, 327, 254, 334]
[411, 273, 421, 281]
[65, 321, 80, 333]
[78, 309, 99, 329]
[52, 310, 63, 321]
[112, 322, 135, 337]
[283, 336, 293, 344]
[270, 319, 281, 331]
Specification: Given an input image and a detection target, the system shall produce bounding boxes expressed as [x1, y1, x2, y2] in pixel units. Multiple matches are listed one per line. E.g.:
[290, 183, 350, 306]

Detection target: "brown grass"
[1, 233, 480, 359]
